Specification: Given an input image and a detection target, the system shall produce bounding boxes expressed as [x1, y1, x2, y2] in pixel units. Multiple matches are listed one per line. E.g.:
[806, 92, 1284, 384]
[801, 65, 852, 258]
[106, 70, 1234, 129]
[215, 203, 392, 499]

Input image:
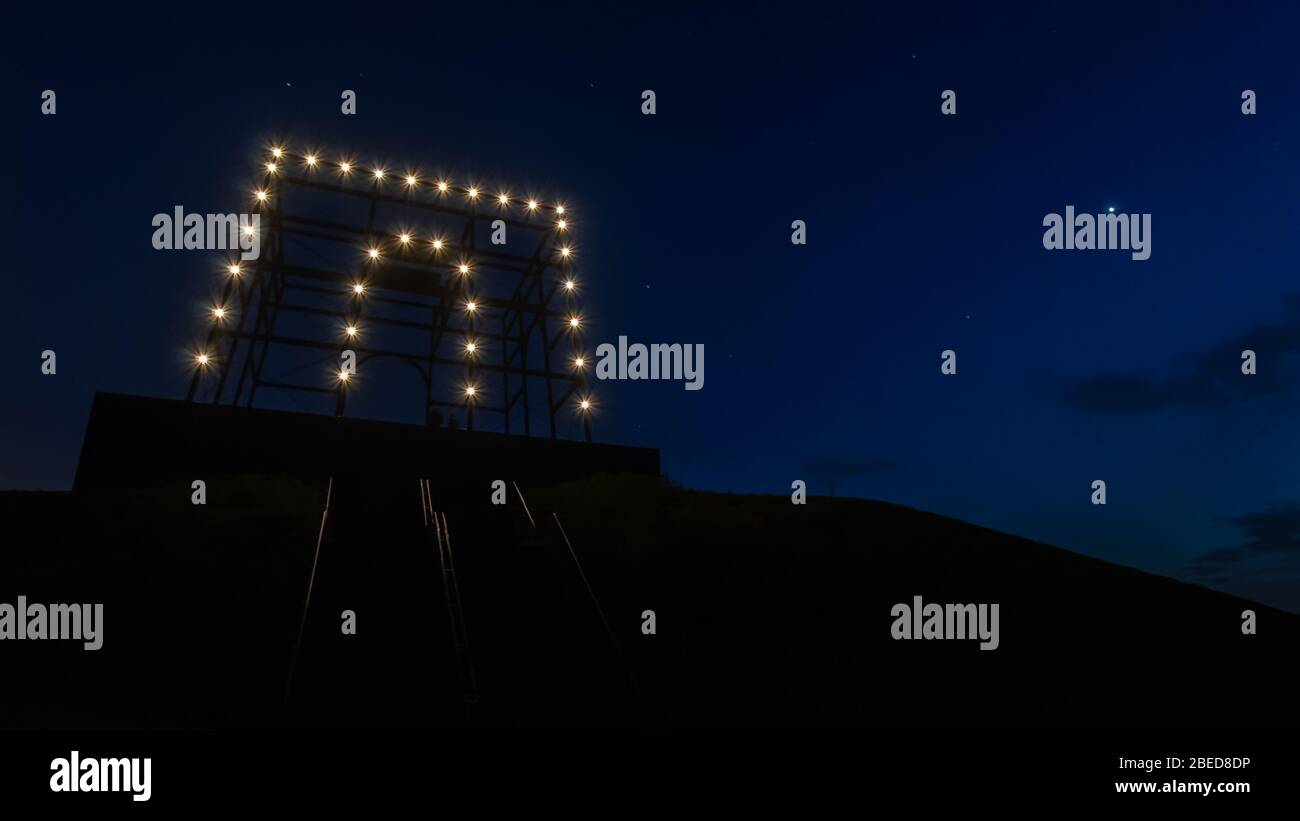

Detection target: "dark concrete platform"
[73, 392, 660, 492]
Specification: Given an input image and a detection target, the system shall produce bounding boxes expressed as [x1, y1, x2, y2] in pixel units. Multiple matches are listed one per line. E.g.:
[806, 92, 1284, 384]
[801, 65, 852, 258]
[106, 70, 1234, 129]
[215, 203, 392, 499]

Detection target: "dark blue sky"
[10, 2, 1300, 611]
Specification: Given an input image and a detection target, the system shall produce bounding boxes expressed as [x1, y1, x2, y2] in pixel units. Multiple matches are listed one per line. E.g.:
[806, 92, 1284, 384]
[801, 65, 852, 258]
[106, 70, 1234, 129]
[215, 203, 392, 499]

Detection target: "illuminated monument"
[73, 145, 658, 490]
[186, 145, 593, 441]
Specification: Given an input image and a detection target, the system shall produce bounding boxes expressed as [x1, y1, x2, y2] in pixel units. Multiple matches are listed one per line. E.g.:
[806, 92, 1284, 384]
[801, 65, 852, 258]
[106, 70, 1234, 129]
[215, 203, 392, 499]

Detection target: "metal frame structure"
[185, 145, 593, 441]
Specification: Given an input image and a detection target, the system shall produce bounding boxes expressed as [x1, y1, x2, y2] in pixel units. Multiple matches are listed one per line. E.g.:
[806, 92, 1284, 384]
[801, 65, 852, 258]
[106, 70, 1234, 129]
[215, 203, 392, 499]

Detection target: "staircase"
[284, 473, 638, 731]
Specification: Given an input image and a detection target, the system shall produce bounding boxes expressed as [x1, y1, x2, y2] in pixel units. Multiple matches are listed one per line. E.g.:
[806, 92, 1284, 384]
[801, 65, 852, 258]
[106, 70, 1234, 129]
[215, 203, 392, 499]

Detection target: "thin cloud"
[1193, 501, 1300, 567]
[1063, 296, 1300, 414]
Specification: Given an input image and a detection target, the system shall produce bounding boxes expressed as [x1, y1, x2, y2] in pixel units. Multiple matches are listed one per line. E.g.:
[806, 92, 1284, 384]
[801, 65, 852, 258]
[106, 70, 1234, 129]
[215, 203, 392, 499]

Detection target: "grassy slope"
[535, 475, 1300, 732]
[0, 477, 323, 729]
[1, 474, 1295, 732]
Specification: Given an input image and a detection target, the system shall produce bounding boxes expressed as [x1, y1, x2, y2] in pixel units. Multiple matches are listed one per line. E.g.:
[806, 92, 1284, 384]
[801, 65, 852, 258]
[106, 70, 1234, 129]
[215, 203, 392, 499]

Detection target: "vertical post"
[500, 312, 510, 435]
[537, 264, 558, 439]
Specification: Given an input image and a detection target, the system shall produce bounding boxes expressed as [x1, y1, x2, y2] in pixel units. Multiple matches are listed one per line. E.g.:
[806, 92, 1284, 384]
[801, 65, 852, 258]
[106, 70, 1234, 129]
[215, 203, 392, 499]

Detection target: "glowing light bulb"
[559, 246, 571, 258]
[574, 356, 585, 368]
[305, 154, 319, 166]
[527, 199, 539, 211]
[373, 167, 386, 180]
[271, 147, 284, 158]
[255, 189, 268, 202]
[399, 233, 412, 245]
[338, 369, 351, 382]
[465, 385, 477, 397]
[344, 325, 358, 337]
[196, 354, 210, 366]
[265, 162, 278, 173]
[405, 174, 419, 187]
[569, 317, 581, 329]
[339, 161, 353, 174]
[580, 399, 591, 411]
[563, 279, 575, 290]
[243, 226, 256, 236]
[555, 205, 566, 215]
[212, 306, 227, 320]
[465, 341, 477, 354]
[498, 193, 509, 205]
[368, 248, 381, 260]
[437, 180, 449, 192]
[466, 186, 479, 199]
[432, 239, 444, 251]
[458, 263, 470, 275]
[465, 301, 478, 313]
[228, 263, 242, 276]
[353, 283, 366, 295]
[556, 219, 568, 231]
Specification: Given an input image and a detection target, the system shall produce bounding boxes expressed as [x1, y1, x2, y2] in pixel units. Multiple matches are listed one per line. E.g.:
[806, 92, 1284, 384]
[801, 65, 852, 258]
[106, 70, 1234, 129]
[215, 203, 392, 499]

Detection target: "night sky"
[10, 3, 1300, 612]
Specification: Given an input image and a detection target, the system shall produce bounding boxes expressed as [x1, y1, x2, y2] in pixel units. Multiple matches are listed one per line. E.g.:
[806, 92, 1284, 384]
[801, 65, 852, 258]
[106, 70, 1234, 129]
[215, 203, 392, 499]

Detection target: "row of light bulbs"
[261, 146, 572, 221]
[353, 237, 573, 263]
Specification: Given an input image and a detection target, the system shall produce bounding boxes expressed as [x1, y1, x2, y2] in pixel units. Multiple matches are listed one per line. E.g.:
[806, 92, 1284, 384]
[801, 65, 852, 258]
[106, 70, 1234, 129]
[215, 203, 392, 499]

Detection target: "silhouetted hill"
[1, 474, 1295, 732]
